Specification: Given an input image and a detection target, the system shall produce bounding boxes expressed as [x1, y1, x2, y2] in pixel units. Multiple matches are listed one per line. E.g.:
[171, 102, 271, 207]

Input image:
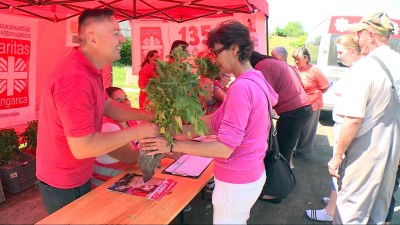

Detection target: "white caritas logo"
[0, 57, 27, 96]
[334, 17, 350, 33]
[142, 36, 163, 56]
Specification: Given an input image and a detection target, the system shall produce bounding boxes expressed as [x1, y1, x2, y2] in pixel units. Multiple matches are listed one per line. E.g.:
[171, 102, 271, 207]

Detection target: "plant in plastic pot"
[20, 120, 38, 156]
[139, 47, 218, 182]
[0, 128, 20, 167]
[0, 128, 37, 193]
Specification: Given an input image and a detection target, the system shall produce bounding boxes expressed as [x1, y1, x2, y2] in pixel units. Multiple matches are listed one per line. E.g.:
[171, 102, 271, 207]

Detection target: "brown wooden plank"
[36, 158, 214, 224]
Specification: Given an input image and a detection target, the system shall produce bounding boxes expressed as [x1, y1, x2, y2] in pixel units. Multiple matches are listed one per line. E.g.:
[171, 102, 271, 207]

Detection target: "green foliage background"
[274, 21, 306, 37]
[115, 38, 132, 66]
[270, 21, 307, 65]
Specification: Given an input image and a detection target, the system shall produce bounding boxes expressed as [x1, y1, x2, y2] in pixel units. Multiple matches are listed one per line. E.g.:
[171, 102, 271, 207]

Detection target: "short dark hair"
[206, 20, 253, 62]
[141, 50, 159, 67]
[170, 40, 189, 54]
[249, 51, 271, 68]
[78, 8, 115, 35]
[105, 86, 122, 98]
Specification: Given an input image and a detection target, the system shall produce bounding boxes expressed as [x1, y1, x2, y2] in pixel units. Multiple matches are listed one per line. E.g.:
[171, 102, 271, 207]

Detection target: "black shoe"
[293, 151, 305, 158]
[258, 195, 282, 204]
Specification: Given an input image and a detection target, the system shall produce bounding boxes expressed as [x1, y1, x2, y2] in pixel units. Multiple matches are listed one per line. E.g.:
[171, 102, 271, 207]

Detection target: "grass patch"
[112, 65, 129, 88]
[112, 64, 140, 108]
[124, 89, 139, 109]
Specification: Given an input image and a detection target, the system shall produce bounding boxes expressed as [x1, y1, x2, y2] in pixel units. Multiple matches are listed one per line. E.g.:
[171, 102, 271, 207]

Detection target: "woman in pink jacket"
[140, 21, 278, 224]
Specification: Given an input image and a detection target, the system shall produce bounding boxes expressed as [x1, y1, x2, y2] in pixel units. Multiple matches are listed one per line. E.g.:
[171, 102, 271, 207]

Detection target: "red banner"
[0, 38, 30, 110]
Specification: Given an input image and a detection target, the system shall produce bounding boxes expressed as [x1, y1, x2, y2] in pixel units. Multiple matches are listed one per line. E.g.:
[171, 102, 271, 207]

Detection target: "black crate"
[0, 151, 37, 193]
[0, 180, 4, 203]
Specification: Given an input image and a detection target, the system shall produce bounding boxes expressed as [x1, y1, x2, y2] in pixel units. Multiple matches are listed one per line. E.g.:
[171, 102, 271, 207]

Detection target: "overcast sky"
[266, 0, 400, 32]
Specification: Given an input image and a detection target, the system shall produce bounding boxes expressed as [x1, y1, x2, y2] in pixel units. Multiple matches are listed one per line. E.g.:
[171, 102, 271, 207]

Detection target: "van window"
[328, 34, 342, 66]
[389, 39, 400, 53]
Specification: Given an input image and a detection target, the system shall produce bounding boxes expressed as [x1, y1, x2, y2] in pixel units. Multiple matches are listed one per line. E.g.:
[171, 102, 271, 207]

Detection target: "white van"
[304, 16, 400, 112]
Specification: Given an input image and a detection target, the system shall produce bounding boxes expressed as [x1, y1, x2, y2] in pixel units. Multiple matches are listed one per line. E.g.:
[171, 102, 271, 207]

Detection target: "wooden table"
[36, 158, 214, 224]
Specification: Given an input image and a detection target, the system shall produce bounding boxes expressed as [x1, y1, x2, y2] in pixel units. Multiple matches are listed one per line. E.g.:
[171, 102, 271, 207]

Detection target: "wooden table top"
[36, 158, 214, 224]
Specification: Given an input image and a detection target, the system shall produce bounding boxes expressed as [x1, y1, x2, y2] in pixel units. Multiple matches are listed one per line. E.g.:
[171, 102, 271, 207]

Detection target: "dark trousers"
[386, 165, 400, 222]
[276, 105, 313, 161]
[296, 109, 320, 154]
[38, 179, 91, 214]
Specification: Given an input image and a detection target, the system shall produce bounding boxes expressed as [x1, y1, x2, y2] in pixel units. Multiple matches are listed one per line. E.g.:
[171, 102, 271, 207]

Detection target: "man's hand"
[328, 155, 343, 178]
[135, 122, 159, 140]
[134, 122, 160, 140]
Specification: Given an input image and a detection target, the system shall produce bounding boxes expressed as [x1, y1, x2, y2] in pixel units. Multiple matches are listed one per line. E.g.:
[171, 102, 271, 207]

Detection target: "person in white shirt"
[328, 12, 400, 224]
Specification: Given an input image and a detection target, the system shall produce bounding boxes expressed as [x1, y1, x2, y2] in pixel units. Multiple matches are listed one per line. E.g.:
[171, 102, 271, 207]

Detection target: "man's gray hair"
[273, 46, 288, 62]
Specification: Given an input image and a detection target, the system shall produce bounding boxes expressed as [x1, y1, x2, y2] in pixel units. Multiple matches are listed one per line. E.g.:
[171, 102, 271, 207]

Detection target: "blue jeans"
[386, 165, 400, 222]
[38, 179, 91, 214]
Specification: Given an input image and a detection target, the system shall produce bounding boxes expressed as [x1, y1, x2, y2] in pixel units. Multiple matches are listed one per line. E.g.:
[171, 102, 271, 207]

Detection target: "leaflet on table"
[163, 155, 213, 178]
[107, 173, 176, 201]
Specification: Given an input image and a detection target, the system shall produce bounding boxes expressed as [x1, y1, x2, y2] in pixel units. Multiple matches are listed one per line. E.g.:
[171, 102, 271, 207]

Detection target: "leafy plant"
[20, 120, 38, 151]
[194, 51, 220, 80]
[0, 129, 19, 165]
[146, 46, 209, 144]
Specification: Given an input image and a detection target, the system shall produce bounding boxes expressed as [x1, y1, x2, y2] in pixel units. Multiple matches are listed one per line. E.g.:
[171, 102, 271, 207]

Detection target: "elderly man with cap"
[327, 11, 400, 224]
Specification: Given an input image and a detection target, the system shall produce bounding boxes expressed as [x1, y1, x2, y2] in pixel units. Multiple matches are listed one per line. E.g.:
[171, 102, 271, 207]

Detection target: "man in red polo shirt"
[36, 8, 158, 214]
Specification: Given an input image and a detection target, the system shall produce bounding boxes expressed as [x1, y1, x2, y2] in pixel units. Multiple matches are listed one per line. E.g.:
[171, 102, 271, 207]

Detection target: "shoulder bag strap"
[243, 77, 280, 158]
[371, 55, 400, 105]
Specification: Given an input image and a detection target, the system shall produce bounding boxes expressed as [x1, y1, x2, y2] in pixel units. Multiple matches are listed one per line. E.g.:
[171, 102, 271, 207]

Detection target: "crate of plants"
[0, 128, 37, 194]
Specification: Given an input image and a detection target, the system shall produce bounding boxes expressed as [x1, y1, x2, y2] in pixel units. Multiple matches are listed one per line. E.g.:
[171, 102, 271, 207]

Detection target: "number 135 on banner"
[178, 24, 212, 48]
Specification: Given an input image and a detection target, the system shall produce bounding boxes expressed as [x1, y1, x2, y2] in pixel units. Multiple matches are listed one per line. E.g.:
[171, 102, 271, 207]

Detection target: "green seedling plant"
[194, 51, 221, 80]
[0, 129, 19, 166]
[146, 47, 217, 144]
[20, 120, 38, 152]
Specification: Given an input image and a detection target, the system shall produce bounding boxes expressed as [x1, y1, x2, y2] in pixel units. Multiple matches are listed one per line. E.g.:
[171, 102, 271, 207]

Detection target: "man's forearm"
[104, 98, 155, 121]
[67, 123, 158, 159]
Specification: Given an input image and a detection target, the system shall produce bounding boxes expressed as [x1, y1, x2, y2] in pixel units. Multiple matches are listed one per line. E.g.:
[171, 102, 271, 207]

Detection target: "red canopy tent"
[0, 0, 269, 129]
[0, 0, 268, 22]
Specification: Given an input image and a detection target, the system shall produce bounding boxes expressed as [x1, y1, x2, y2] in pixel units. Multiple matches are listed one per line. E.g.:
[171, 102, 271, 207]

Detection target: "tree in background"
[275, 21, 306, 37]
[274, 27, 285, 36]
[269, 21, 307, 65]
[116, 37, 132, 66]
